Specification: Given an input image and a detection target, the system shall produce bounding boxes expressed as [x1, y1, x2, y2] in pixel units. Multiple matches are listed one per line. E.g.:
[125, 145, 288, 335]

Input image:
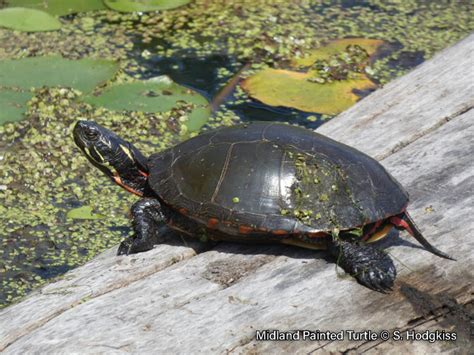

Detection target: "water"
[135, 50, 328, 129]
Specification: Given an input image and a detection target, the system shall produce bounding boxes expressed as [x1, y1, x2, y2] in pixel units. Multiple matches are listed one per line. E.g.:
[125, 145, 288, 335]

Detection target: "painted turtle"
[73, 121, 452, 292]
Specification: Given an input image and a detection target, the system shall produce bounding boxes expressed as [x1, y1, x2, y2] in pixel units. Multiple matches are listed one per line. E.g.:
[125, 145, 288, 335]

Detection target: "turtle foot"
[117, 198, 165, 256]
[352, 255, 396, 293]
[329, 240, 396, 293]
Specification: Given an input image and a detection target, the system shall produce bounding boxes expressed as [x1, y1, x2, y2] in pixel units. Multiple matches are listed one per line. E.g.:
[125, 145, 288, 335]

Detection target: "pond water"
[0, 0, 472, 308]
[136, 51, 327, 128]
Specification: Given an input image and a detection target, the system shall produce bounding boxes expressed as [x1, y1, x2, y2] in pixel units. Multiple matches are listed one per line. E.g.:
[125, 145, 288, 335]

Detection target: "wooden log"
[0, 34, 473, 354]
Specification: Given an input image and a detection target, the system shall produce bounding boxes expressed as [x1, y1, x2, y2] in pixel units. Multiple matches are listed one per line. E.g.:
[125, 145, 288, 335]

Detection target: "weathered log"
[0, 33, 473, 354]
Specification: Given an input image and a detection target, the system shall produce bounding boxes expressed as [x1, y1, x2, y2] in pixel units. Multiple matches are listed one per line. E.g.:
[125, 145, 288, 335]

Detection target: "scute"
[147, 122, 408, 236]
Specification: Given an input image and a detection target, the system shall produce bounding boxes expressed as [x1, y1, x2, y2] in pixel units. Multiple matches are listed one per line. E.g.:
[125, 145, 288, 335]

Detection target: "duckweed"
[0, 87, 185, 307]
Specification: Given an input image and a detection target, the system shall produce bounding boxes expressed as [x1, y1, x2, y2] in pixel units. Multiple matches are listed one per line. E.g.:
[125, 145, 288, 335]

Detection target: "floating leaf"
[0, 7, 61, 32]
[242, 38, 383, 115]
[292, 38, 385, 67]
[241, 68, 376, 115]
[184, 107, 210, 132]
[84, 77, 211, 132]
[0, 56, 119, 93]
[66, 206, 105, 220]
[0, 89, 33, 124]
[103, 0, 191, 12]
[6, 0, 106, 16]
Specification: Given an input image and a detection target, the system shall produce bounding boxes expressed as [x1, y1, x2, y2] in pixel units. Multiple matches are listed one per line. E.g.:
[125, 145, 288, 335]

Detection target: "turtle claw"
[117, 234, 156, 255]
[356, 264, 396, 293]
[117, 239, 132, 255]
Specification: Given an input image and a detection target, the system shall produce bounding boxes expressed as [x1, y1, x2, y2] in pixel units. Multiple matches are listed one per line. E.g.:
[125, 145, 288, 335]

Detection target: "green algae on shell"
[282, 149, 367, 229]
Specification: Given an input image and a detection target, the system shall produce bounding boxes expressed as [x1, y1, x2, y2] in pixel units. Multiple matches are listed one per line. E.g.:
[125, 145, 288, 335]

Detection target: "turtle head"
[73, 120, 149, 196]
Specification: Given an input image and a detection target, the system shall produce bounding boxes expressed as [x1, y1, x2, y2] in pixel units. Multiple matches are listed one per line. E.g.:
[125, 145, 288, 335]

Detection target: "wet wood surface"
[0, 34, 473, 354]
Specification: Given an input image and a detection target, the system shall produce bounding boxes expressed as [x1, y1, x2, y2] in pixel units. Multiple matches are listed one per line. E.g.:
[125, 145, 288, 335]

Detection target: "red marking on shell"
[207, 218, 219, 229]
[179, 208, 189, 215]
[272, 229, 288, 236]
[390, 216, 414, 235]
[239, 225, 254, 234]
[306, 231, 327, 238]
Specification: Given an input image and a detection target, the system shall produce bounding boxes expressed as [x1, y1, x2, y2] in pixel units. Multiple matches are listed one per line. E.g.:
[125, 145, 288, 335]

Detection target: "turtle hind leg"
[327, 238, 396, 293]
[390, 212, 455, 261]
[117, 198, 166, 255]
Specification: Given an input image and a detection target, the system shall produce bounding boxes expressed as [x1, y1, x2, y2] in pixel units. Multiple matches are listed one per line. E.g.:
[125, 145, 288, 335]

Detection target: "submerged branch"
[210, 63, 251, 113]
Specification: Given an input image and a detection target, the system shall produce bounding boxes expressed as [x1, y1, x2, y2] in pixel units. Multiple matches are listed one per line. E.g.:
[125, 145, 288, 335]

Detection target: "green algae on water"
[0, 87, 186, 307]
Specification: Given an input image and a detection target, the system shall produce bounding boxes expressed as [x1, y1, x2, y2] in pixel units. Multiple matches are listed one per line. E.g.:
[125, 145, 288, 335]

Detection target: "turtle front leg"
[327, 238, 396, 293]
[117, 198, 166, 255]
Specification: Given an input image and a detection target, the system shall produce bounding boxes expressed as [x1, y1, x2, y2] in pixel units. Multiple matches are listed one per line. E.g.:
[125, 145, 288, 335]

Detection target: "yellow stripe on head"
[92, 146, 105, 163]
[120, 144, 134, 161]
[83, 147, 92, 160]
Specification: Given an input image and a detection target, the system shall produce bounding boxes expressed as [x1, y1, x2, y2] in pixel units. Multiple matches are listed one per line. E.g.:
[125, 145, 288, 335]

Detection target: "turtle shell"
[147, 122, 408, 238]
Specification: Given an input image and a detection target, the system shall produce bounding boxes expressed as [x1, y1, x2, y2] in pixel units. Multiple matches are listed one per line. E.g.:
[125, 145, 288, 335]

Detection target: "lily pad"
[0, 7, 61, 32]
[241, 68, 376, 115]
[0, 56, 119, 93]
[84, 77, 211, 132]
[66, 206, 105, 220]
[6, 0, 106, 16]
[242, 38, 383, 115]
[292, 38, 385, 67]
[0, 89, 34, 124]
[103, 0, 191, 12]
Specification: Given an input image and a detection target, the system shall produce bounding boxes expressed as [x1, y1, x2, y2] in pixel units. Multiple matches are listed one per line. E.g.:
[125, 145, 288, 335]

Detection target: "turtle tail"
[390, 212, 455, 260]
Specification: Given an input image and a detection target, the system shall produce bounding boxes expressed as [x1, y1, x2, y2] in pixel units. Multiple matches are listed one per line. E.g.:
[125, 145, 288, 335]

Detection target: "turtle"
[73, 120, 453, 292]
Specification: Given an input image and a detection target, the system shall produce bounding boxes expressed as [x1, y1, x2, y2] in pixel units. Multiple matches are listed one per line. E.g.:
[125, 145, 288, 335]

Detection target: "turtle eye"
[84, 129, 99, 140]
